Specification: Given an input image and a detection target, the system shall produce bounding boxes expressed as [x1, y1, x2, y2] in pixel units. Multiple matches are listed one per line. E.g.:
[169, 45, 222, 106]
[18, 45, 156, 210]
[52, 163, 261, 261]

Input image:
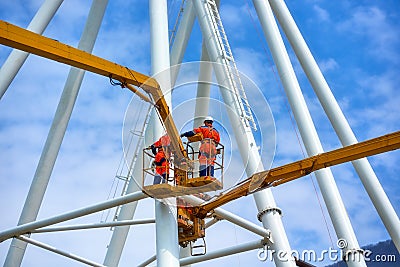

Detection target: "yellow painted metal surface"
[1, 20, 399, 246]
[196, 130, 400, 218]
[0, 20, 186, 160]
[0, 20, 157, 90]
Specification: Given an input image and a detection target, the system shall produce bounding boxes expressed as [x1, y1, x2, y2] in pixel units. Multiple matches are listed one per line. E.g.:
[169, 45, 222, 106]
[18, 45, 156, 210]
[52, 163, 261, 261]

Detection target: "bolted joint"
[257, 206, 282, 222]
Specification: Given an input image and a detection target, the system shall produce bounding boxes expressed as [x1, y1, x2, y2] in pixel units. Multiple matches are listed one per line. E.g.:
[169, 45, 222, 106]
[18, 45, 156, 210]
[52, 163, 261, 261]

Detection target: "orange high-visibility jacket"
[193, 126, 220, 143]
[153, 134, 171, 148]
[183, 126, 220, 165]
[154, 149, 169, 175]
[152, 134, 171, 175]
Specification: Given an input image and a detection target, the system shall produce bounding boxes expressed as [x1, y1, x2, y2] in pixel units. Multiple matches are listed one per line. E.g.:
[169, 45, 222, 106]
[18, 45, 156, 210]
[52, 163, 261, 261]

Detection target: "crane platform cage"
[142, 138, 224, 199]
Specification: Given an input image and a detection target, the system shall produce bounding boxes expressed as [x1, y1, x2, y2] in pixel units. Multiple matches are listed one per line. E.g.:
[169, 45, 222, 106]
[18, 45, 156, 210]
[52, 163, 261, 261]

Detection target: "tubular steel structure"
[0, 1, 398, 267]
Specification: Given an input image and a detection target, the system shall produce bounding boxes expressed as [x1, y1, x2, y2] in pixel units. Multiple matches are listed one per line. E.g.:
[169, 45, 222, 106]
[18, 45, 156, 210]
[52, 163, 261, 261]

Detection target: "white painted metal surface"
[268, 0, 400, 252]
[0, 0, 64, 99]
[150, 1, 180, 267]
[3, 1, 109, 266]
[191, 1, 295, 266]
[252, 1, 366, 266]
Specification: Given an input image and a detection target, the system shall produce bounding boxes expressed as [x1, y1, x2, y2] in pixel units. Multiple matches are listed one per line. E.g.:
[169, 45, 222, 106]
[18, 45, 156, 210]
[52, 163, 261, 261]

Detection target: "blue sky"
[0, 0, 399, 266]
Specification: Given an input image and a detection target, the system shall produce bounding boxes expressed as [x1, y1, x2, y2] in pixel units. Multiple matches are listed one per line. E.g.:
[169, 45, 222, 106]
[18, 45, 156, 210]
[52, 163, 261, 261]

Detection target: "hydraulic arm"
[0, 20, 186, 159]
[194, 130, 400, 218]
[1, 19, 399, 248]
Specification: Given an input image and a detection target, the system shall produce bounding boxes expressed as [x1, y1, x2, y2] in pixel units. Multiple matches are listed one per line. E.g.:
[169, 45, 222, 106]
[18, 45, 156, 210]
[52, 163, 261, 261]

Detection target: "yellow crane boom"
[0, 20, 186, 160]
[193, 130, 400, 218]
[1, 19, 399, 222]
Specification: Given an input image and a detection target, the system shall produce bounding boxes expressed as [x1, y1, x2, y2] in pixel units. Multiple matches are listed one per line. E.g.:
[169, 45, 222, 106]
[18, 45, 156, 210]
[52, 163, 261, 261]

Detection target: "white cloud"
[337, 6, 400, 64]
[1, 1, 399, 266]
[313, 5, 330, 22]
[319, 58, 338, 72]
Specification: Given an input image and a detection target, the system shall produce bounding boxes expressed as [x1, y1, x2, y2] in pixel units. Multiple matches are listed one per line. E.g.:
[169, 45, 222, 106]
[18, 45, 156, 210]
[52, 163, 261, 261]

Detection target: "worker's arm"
[150, 145, 157, 155]
[154, 157, 166, 165]
[213, 129, 220, 143]
[180, 130, 196, 137]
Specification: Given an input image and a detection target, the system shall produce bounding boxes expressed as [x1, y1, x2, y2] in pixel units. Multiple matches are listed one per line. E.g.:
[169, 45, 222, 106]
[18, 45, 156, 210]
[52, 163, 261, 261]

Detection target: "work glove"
[150, 145, 157, 155]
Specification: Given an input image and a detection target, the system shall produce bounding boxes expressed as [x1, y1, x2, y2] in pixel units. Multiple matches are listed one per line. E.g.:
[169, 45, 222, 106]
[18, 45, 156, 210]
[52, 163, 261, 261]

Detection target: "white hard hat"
[204, 116, 214, 122]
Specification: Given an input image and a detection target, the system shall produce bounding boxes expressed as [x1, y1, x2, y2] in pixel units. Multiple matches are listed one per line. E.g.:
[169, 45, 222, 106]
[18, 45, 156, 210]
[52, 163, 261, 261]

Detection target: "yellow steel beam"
[0, 20, 157, 92]
[0, 20, 187, 160]
[195, 130, 400, 218]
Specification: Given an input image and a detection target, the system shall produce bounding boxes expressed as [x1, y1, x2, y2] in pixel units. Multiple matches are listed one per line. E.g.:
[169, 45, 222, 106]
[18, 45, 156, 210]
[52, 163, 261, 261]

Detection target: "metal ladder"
[113, 105, 152, 222]
[169, 0, 187, 47]
[203, 0, 257, 130]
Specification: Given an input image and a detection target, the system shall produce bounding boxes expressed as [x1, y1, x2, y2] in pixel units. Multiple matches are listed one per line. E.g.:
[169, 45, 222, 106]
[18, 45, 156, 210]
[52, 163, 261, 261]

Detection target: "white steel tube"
[252, 1, 366, 266]
[103, 147, 144, 266]
[0, 0, 64, 99]
[268, 0, 400, 251]
[137, 255, 157, 267]
[105, 0, 181, 260]
[154, 200, 180, 267]
[4, 2, 109, 267]
[0, 191, 147, 243]
[150, 1, 180, 267]
[15, 235, 106, 267]
[180, 245, 192, 267]
[193, 47, 212, 128]
[183, 195, 271, 237]
[205, 217, 220, 228]
[170, 0, 196, 85]
[193, 1, 219, 127]
[215, 207, 271, 237]
[31, 218, 155, 233]
[191, 1, 295, 266]
[179, 239, 265, 265]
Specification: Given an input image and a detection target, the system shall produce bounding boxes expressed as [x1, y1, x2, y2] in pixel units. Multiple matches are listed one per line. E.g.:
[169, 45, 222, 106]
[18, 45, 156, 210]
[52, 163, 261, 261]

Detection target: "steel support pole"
[150, 1, 180, 267]
[104, 0, 185, 262]
[183, 195, 271, 238]
[193, 0, 219, 128]
[268, 0, 400, 252]
[140, 232, 266, 267]
[16, 236, 106, 267]
[31, 218, 155, 233]
[104, 0, 180, 262]
[170, 20, 211, 266]
[0, 191, 147, 243]
[103, 148, 143, 266]
[191, 1, 294, 266]
[0, 0, 64, 99]
[3, 1, 108, 266]
[170, 0, 195, 85]
[180, 246, 192, 267]
[252, 1, 366, 266]
[137, 255, 157, 267]
[179, 239, 265, 265]
[193, 46, 212, 128]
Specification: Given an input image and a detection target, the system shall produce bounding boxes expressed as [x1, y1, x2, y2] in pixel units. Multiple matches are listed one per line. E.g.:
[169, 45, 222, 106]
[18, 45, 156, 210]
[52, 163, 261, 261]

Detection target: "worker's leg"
[208, 165, 214, 177]
[161, 173, 167, 183]
[153, 174, 162, 184]
[199, 165, 207, 176]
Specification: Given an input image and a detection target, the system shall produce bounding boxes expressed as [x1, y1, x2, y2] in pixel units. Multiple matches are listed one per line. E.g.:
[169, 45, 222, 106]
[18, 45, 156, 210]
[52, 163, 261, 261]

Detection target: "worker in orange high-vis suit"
[150, 134, 171, 184]
[180, 116, 220, 177]
[151, 134, 171, 154]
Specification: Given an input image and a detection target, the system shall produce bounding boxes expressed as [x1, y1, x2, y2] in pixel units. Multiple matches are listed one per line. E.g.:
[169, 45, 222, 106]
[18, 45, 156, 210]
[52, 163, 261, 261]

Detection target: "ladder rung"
[204, 0, 257, 130]
[115, 175, 129, 181]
